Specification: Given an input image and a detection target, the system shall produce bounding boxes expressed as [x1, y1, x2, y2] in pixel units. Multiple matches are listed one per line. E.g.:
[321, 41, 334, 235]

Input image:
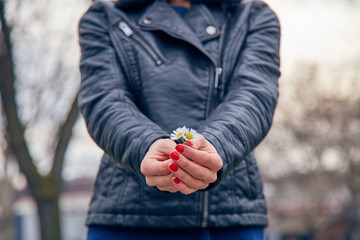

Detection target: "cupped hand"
[140, 138, 178, 192]
[168, 134, 223, 195]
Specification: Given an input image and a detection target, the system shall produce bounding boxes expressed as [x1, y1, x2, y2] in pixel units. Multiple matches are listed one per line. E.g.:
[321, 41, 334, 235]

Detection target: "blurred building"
[264, 172, 357, 240]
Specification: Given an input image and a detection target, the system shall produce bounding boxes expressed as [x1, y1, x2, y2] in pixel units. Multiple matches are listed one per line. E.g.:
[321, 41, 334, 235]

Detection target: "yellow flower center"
[177, 132, 183, 138]
[186, 133, 193, 139]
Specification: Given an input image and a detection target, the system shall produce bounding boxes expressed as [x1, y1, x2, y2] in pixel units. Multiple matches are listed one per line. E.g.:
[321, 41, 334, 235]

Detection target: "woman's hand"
[168, 134, 223, 195]
[140, 139, 178, 192]
[141, 135, 223, 195]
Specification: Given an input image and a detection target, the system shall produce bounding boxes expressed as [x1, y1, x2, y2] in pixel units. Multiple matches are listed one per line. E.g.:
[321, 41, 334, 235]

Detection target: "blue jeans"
[87, 226, 265, 240]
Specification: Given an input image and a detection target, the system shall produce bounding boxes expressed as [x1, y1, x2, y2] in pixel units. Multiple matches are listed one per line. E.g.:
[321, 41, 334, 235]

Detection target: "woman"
[78, 0, 280, 239]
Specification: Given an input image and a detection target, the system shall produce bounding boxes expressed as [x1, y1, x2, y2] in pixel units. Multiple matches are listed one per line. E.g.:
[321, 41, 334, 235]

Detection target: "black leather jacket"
[78, 0, 280, 228]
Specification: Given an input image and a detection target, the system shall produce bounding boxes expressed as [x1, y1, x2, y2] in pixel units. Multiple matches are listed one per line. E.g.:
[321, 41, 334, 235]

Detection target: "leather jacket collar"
[115, 0, 242, 9]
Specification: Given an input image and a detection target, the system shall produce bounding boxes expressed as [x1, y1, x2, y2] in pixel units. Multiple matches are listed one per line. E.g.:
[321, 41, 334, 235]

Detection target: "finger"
[176, 145, 222, 172]
[186, 134, 208, 150]
[141, 159, 172, 176]
[157, 185, 178, 193]
[171, 177, 197, 195]
[145, 173, 173, 187]
[148, 139, 177, 158]
[170, 151, 217, 183]
[183, 134, 209, 150]
[184, 140, 197, 149]
[168, 162, 209, 189]
[146, 173, 178, 192]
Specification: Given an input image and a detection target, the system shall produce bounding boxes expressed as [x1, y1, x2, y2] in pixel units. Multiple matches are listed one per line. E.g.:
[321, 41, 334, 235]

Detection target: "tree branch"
[0, 1, 42, 192]
[51, 94, 79, 185]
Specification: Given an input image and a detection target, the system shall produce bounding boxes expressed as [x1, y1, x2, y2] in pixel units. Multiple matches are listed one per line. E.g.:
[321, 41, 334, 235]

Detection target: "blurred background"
[0, 0, 359, 239]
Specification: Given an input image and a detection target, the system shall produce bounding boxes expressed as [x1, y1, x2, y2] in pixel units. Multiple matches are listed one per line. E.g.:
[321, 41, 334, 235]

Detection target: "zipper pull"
[119, 21, 133, 37]
[214, 67, 223, 89]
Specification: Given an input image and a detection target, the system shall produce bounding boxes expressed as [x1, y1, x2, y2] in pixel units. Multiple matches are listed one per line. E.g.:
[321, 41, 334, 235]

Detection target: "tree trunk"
[36, 196, 62, 240]
[0, 177, 14, 240]
[1, 2, 79, 240]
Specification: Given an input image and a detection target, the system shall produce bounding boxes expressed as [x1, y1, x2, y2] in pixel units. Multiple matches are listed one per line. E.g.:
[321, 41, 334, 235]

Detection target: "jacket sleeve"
[198, 1, 281, 185]
[78, 4, 168, 178]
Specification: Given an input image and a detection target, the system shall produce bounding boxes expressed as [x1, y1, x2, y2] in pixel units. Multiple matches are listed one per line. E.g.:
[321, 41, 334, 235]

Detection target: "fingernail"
[173, 177, 180, 184]
[169, 163, 178, 172]
[175, 144, 184, 153]
[170, 151, 180, 160]
[186, 141, 194, 147]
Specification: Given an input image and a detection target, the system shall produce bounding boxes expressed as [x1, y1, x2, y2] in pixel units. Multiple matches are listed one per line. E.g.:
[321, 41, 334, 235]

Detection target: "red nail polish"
[186, 141, 194, 147]
[173, 177, 180, 184]
[169, 163, 178, 172]
[170, 151, 180, 160]
[175, 144, 184, 153]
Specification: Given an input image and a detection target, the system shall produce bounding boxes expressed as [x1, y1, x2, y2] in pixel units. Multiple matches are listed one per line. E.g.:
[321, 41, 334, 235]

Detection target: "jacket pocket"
[93, 154, 114, 198]
[233, 160, 252, 199]
[244, 153, 264, 199]
[108, 162, 129, 212]
[121, 42, 142, 92]
[112, 20, 165, 95]
[118, 21, 164, 66]
[95, 155, 128, 200]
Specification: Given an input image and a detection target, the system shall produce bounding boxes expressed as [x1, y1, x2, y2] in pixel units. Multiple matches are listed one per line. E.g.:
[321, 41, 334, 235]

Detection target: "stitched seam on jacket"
[237, 124, 249, 156]
[117, 173, 129, 213]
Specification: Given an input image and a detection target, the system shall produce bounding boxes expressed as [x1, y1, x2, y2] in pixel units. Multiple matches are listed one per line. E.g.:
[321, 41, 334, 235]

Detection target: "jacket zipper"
[202, 191, 209, 227]
[140, 25, 218, 68]
[202, 17, 229, 229]
[214, 19, 227, 90]
[119, 21, 163, 66]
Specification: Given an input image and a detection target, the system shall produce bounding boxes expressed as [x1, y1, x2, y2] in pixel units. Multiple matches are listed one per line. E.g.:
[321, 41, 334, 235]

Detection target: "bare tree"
[0, 149, 14, 240]
[0, 0, 84, 239]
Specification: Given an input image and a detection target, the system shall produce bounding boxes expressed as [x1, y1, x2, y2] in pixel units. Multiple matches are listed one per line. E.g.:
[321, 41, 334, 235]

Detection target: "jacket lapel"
[115, 0, 242, 9]
[184, 4, 220, 42]
[137, 1, 218, 64]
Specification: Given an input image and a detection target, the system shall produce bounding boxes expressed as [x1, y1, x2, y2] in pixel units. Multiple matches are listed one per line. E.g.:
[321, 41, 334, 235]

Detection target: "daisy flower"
[183, 128, 198, 141]
[170, 126, 186, 141]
